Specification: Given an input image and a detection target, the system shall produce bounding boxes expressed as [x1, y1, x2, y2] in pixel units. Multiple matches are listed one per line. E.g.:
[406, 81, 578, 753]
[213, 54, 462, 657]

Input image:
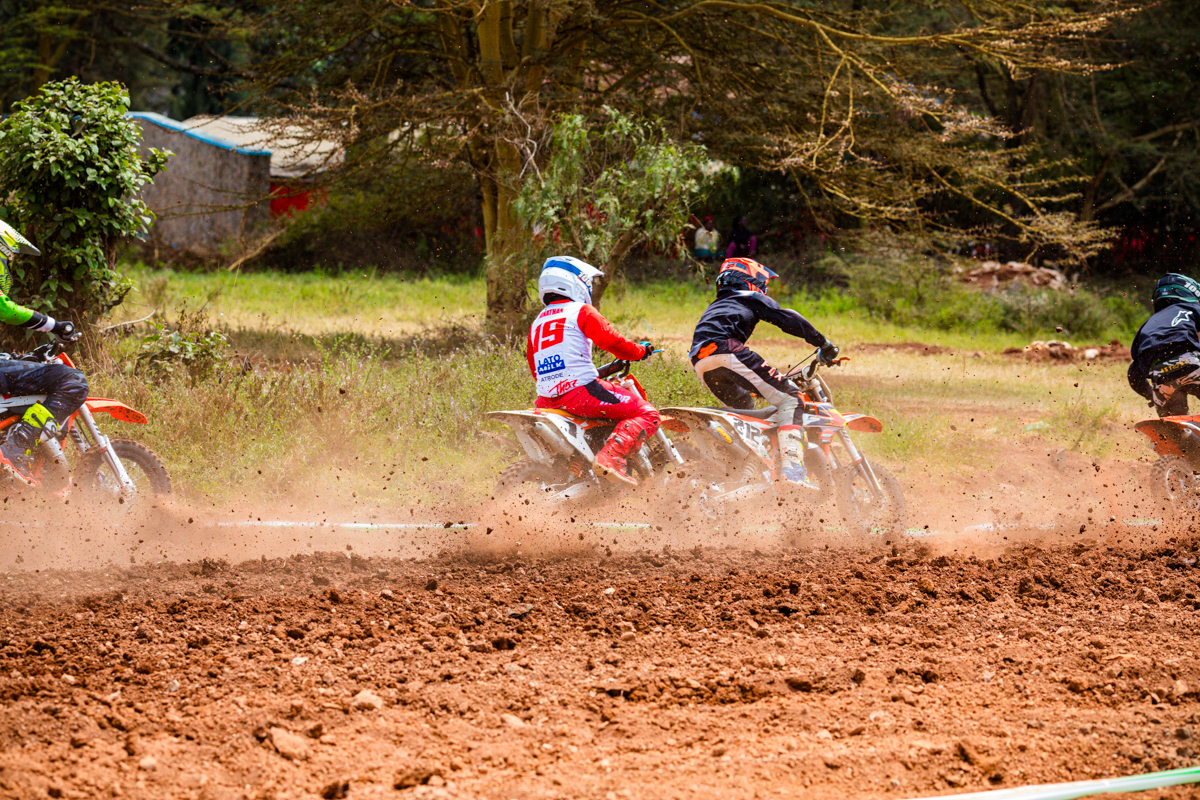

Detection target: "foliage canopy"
[0, 78, 168, 347]
[167, 0, 1131, 327]
[516, 108, 723, 305]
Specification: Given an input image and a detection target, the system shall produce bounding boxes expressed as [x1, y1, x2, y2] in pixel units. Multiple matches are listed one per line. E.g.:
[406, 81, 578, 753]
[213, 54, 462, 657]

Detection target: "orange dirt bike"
[1135, 413, 1200, 511]
[662, 351, 905, 537]
[487, 357, 685, 503]
[0, 340, 171, 507]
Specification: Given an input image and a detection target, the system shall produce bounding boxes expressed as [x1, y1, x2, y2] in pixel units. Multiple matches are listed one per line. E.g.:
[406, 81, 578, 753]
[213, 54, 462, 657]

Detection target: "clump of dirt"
[957, 260, 1069, 290]
[1004, 339, 1130, 364]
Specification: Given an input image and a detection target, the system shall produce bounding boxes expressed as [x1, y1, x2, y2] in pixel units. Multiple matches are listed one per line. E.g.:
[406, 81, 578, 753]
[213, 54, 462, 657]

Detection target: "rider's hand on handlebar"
[819, 339, 840, 364]
[637, 341, 655, 361]
[51, 320, 80, 344]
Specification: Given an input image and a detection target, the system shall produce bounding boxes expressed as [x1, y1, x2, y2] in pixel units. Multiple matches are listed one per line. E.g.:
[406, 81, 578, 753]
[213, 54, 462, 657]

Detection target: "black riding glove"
[52, 320, 80, 343]
[819, 339, 840, 363]
[638, 341, 655, 361]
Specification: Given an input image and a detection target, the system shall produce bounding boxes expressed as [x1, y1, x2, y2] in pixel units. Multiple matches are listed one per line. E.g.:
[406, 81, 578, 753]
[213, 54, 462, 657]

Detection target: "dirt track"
[4, 523, 1200, 800]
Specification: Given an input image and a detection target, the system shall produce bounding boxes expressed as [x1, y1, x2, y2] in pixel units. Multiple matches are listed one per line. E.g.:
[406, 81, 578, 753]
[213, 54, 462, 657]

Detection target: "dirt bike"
[661, 351, 905, 537]
[487, 357, 684, 503]
[1134, 413, 1200, 511]
[0, 340, 171, 508]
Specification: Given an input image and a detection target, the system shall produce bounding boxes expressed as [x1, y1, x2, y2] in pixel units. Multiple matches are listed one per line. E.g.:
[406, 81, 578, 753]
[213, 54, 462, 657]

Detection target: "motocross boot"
[779, 425, 820, 490]
[593, 428, 641, 487]
[0, 404, 56, 486]
[594, 449, 638, 486]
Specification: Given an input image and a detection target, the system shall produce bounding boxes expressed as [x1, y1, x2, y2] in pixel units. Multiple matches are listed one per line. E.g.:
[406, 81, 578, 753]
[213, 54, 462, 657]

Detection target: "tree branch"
[1094, 132, 1182, 214]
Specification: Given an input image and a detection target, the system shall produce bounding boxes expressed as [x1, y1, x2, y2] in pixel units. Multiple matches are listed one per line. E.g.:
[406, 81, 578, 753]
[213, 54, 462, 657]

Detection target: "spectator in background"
[694, 216, 720, 260]
[726, 216, 757, 258]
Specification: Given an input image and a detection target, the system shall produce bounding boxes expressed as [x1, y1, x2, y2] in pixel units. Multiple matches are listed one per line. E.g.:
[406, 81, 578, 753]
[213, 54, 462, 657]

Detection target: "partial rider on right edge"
[1128, 273, 1200, 418]
[689, 258, 839, 489]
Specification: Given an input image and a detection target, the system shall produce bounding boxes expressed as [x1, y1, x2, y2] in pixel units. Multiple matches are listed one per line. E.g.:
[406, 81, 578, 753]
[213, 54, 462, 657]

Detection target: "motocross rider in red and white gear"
[526, 256, 659, 486]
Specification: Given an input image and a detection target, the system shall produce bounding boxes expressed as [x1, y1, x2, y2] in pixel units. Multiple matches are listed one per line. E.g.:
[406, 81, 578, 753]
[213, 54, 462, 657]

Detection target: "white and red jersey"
[526, 301, 648, 398]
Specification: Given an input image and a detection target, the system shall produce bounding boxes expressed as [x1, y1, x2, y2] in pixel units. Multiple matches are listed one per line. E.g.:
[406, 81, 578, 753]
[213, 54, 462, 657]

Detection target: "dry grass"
[88, 268, 1150, 508]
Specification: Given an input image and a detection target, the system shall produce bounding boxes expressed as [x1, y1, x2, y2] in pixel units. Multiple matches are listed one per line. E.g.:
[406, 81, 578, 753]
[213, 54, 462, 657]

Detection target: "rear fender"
[486, 410, 596, 463]
[661, 406, 773, 464]
[660, 415, 690, 434]
[83, 398, 148, 425]
[1134, 417, 1200, 457]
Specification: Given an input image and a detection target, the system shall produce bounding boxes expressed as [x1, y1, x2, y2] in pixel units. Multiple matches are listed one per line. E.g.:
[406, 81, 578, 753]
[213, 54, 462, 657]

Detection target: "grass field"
[91, 267, 1151, 509]
[118, 265, 1111, 351]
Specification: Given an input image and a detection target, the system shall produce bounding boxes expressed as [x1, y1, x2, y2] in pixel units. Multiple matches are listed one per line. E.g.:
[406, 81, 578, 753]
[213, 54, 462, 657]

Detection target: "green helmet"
[1152, 273, 1200, 313]
[0, 219, 40, 296]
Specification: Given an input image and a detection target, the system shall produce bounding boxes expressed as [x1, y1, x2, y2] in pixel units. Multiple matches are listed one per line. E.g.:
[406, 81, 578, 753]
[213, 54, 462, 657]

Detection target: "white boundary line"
[903, 765, 1200, 800]
[211, 521, 652, 530]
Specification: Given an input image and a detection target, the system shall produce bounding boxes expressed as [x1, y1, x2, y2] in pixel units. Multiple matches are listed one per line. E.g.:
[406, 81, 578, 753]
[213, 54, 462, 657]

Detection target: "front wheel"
[835, 461, 905, 539]
[76, 438, 172, 508]
[1149, 455, 1200, 512]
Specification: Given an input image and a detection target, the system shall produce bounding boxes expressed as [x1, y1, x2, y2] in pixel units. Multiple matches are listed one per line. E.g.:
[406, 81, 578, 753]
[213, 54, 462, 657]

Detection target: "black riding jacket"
[1127, 302, 1200, 399]
[690, 288, 826, 355]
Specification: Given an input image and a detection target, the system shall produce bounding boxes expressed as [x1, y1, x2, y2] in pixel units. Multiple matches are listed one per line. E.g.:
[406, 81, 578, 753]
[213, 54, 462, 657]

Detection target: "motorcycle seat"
[717, 405, 777, 420]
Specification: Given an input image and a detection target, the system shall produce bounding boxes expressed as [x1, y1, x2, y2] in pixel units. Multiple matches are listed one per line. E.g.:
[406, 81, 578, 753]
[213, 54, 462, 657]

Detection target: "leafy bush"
[833, 249, 1138, 339]
[0, 79, 168, 351]
[843, 253, 1003, 332]
[516, 108, 723, 305]
[993, 287, 1118, 339]
[134, 323, 229, 384]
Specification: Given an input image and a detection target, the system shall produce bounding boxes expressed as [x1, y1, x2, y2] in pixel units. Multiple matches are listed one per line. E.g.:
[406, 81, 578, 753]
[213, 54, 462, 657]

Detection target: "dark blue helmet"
[1152, 273, 1200, 312]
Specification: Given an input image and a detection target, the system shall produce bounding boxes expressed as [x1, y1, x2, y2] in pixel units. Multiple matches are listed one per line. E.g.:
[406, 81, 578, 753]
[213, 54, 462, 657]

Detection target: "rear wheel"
[494, 458, 601, 505]
[1149, 455, 1200, 512]
[495, 459, 555, 500]
[835, 461, 905, 539]
[76, 438, 171, 509]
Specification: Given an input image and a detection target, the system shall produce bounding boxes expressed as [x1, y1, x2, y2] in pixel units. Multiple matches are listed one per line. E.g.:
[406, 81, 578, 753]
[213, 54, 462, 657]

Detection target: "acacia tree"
[515, 108, 721, 307]
[961, 0, 1199, 247]
[157, 0, 1130, 330]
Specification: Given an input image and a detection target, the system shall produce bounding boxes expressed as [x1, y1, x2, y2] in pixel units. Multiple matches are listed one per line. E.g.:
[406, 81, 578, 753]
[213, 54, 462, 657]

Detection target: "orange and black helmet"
[716, 258, 777, 294]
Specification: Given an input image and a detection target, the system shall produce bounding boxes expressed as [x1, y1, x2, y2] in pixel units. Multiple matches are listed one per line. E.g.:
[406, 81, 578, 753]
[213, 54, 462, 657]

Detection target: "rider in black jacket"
[1128, 273, 1200, 417]
[690, 258, 839, 488]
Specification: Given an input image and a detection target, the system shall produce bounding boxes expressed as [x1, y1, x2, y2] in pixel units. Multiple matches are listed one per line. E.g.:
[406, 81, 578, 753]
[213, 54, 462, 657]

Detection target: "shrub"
[834, 248, 1137, 340]
[0, 79, 168, 352]
[993, 287, 1117, 340]
[135, 323, 230, 384]
[843, 252, 1003, 332]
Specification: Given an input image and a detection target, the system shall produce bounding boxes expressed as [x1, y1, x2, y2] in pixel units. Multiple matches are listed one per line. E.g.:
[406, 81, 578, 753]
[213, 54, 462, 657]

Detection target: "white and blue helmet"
[538, 255, 603, 306]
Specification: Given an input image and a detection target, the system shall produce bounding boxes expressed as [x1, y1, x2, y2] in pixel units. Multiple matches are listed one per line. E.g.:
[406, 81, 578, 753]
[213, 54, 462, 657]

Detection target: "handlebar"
[785, 348, 848, 381]
[597, 359, 632, 380]
[3, 340, 66, 365]
[596, 348, 663, 380]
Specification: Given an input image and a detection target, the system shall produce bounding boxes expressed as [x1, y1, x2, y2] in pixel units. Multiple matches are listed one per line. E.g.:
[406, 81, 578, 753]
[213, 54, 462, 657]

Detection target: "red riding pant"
[536, 379, 661, 460]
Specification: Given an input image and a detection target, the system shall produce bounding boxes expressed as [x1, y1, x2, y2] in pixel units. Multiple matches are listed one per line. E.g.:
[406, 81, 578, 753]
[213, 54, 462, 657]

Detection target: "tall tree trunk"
[481, 142, 530, 337]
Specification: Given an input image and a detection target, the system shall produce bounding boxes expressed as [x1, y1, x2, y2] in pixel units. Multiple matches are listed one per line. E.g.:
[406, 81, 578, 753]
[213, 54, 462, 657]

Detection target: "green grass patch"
[85, 264, 1150, 504]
